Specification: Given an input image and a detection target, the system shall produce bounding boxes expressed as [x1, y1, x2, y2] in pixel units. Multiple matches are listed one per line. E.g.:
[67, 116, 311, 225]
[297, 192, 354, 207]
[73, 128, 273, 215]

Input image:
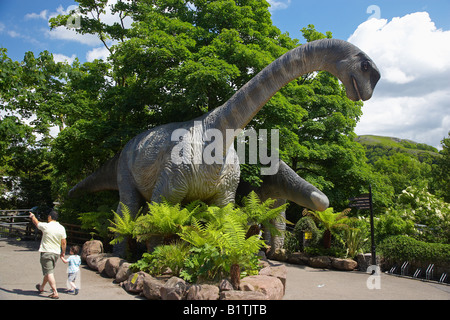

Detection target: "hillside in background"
[355, 135, 441, 164]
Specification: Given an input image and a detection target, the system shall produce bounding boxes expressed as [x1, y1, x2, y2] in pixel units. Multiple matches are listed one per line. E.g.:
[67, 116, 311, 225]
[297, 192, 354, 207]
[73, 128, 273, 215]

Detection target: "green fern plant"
[303, 207, 350, 249]
[133, 201, 196, 245]
[178, 217, 222, 248]
[197, 203, 246, 229]
[108, 203, 139, 245]
[108, 203, 140, 260]
[241, 191, 291, 238]
[179, 213, 266, 288]
[220, 215, 266, 288]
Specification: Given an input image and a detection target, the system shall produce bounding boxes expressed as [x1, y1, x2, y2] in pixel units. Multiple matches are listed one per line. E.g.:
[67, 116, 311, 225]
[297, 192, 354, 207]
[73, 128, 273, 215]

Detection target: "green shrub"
[293, 216, 321, 251]
[131, 241, 191, 276]
[180, 243, 228, 282]
[304, 246, 346, 258]
[374, 210, 415, 244]
[78, 210, 113, 240]
[283, 230, 300, 254]
[342, 227, 367, 258]
[379, 235, 450, 266]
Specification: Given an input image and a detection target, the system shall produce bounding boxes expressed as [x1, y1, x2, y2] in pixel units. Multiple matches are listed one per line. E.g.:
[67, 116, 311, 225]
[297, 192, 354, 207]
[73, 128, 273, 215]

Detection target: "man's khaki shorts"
[40, 252, 59, 276]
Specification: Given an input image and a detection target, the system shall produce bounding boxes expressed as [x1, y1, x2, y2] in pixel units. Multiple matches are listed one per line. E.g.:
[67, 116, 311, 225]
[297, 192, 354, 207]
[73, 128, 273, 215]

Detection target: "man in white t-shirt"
[29, 210, 67, 299]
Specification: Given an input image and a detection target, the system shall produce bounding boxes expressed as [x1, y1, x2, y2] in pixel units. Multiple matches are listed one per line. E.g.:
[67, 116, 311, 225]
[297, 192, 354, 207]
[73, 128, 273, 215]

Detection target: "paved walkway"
[0, 237, 142, 300]
[0, 237, 449, 300]
[282, 262, 450, 300]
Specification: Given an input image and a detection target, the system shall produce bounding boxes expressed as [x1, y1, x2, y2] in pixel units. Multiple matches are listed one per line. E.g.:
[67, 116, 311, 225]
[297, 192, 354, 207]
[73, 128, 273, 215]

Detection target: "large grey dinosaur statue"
[69, 39, 380, 219]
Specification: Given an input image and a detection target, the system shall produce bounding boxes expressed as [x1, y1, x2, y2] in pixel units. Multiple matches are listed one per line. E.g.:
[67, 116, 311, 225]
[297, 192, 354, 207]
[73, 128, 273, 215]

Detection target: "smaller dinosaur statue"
[237, 159, 329, 251]
[237, 160, 328, 210]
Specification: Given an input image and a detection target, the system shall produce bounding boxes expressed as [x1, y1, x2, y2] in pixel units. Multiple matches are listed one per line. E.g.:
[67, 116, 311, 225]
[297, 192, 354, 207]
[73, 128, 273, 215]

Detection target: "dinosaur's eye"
[362, 60, 370, 72]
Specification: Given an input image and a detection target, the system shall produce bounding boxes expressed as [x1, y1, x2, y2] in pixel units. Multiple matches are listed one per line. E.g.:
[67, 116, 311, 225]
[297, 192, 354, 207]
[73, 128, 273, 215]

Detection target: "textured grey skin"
[237, 160, 329, 211]
[69, 39, 380, 220]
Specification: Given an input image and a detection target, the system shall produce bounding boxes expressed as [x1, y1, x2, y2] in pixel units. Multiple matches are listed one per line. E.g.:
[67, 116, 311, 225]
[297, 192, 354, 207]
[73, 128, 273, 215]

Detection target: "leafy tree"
[0, 49, 58, 208]
[431, 132, 450, 202]
[397, 186, 450, 243]
[372, 152, 432, 195]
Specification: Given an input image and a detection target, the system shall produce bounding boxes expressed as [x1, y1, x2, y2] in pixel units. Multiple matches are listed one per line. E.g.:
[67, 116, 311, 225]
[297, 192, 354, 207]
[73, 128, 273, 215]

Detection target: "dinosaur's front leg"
[114, 171, 146, 258]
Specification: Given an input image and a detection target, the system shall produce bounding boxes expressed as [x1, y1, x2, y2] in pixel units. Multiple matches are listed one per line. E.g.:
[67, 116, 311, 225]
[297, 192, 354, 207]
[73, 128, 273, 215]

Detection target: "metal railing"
[387, 261, 449, 286]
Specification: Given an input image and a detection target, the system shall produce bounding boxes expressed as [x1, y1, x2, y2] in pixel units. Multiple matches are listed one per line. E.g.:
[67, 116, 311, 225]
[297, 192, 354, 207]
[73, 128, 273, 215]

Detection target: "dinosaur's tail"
[68, 153, 120, 198]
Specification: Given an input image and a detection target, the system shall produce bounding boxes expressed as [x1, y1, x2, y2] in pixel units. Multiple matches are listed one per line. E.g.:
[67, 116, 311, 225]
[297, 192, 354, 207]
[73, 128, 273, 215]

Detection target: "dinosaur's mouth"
[352, 76, 362, 101]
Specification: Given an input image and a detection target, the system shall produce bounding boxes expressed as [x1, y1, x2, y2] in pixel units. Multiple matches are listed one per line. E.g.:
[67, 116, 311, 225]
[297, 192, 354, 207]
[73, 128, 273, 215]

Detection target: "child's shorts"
[68, 272, 78, 282]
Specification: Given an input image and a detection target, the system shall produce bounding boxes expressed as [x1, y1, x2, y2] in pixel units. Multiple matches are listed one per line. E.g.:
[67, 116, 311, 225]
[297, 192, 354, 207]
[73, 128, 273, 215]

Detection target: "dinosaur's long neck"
[204, 39, 345, 149]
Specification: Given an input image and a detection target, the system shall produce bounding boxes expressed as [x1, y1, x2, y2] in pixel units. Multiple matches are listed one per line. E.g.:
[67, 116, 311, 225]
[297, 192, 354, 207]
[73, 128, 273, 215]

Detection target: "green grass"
[356, 135, 440, 157]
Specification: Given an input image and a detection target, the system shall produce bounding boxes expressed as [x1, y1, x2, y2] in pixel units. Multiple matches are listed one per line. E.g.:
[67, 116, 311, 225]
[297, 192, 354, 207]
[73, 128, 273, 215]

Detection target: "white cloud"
[25, 10, 48, 20]
[267, 0, 292, 12]
[86, 46, 110, 62]
[46, 26, 103, 46]
[348, 12, 450, 149]
[7, 30, 21, 38]
[0, 26, 42, 46]
[53, 53, 77, 64]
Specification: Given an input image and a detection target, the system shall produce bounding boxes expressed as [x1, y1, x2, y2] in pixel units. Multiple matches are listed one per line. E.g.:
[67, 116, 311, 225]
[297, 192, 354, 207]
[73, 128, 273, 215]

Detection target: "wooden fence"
[0, 209, 97, 245]
[0, 209, 37, 239]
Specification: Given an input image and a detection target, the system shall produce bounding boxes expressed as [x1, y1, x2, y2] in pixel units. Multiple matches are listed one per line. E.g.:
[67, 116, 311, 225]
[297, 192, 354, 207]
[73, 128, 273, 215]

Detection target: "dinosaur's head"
[331, 41, 381, 101]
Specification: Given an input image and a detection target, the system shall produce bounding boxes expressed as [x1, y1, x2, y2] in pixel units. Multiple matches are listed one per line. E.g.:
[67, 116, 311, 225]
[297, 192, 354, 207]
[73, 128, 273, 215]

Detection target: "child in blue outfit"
[61, 245, 81, 294]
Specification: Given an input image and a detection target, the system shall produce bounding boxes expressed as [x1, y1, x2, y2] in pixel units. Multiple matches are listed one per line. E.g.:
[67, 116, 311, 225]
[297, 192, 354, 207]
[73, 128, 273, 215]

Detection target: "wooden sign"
[348, 193, 371, 209]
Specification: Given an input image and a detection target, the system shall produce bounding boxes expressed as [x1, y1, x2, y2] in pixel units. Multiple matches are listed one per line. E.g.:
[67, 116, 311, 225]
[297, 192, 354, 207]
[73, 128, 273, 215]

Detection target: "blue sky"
[270, 0, 450, 41]
[1, 0, 449, 148]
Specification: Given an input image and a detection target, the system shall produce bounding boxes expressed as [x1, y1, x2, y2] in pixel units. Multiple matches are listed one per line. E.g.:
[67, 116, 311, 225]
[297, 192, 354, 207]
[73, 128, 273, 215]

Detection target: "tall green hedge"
[379, 235, 450, 267]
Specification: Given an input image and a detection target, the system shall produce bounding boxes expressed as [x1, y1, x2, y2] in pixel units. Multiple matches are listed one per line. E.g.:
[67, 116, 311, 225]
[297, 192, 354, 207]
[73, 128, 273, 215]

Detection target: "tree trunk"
[323, 229, 331, 249]
[230, 264, 241, 290]
[127, 236, 138, 261]
[245, 224, 260, 239]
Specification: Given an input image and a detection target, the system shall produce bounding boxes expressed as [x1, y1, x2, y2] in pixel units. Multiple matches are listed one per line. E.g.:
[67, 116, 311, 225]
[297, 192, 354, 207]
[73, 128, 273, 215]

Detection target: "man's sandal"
[48, 293, 59, 299]
[36, 284, 43, 293]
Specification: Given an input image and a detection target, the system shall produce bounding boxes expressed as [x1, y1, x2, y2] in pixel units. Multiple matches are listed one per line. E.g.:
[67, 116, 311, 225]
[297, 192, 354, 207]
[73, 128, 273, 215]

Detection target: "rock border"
[81, 240, 360, 300]
[271, 248, 359, 271]
[81, 240, 287, 300]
